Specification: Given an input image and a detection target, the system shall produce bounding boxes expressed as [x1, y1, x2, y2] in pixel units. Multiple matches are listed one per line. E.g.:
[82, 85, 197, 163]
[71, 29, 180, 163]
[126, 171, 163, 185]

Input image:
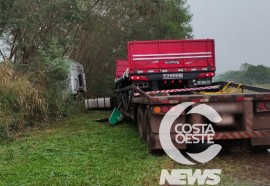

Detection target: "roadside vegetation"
[215, 63, 270, 85]
[0, 111, 268, 185]
[0, 0, 192, 97]
[0, 45, 81, 140]
[0, 0, 192, 136]
[0, 2, 269, 185]
[0, 61, 47, 139]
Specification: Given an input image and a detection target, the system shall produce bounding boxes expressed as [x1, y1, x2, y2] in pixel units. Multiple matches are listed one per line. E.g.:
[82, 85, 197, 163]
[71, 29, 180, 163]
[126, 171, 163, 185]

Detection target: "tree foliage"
[71, 0, 193, 96]
[0, 0, 83, 63]
[0, 0, 193, 97]
[215, 64, 270, 85]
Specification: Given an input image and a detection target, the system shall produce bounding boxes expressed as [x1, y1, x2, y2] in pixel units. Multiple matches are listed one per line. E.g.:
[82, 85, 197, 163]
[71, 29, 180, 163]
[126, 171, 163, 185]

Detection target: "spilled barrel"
[85, 97, 115, 109]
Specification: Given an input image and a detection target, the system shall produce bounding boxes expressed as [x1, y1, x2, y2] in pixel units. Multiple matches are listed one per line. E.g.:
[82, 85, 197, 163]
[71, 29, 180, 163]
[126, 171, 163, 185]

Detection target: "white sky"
[187, 0, 270, 73]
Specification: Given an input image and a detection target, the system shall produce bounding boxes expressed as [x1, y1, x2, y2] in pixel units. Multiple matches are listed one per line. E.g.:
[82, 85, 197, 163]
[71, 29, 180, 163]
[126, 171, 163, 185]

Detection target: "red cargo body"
[115, 59, 128, 79]
[128, 39, 215, 73]
[127, 40, 216, 89]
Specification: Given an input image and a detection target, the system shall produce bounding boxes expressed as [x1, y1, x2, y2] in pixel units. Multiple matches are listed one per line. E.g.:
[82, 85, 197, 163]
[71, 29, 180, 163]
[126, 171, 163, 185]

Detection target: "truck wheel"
[137, 106, 146, 141]
[147, 133, 155, 154]
[145, 108, 157, 154]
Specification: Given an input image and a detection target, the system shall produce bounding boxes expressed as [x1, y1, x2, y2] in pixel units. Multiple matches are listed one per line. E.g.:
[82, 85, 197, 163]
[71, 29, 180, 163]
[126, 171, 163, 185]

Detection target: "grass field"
[0, 111, 269, 185]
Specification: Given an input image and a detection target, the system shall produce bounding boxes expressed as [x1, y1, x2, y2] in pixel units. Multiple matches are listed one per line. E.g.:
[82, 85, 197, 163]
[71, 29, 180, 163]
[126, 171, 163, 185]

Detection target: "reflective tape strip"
[134, 85, 220, 96]
[133, 52, 212, 57]
[213, 130, 270, 140]
[134, 67, 212, 73]
[246, 115, 253, 131]
[176, 130, 270, 142]
[133, 55, 212, 61]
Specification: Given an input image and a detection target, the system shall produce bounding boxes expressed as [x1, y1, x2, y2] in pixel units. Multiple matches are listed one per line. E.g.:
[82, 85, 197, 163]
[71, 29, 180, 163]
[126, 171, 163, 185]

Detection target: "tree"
[215, 63, 270, 84]
[245, 65, 269, 84]
[0, 0, 83, 63]
[71, 0, 193, 96]
[0, 0, 193, 96]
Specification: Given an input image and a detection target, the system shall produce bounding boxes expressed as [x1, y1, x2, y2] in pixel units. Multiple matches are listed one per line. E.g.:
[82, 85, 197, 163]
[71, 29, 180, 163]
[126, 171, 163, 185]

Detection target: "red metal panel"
[115, 59, 128, 79]
[128, 39, 216, 74]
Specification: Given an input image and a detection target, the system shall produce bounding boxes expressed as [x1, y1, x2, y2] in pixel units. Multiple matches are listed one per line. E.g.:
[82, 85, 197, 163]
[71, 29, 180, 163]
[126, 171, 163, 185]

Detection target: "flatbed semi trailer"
[115, 82, 270, 153]
[114, 39, 270, 153]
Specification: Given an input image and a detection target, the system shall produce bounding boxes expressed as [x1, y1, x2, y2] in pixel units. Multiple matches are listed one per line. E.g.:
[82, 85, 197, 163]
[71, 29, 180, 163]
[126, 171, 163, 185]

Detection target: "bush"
[0, 61, 48, 139]
[18, 39, 82, 118]
[0, 41, 83, 139]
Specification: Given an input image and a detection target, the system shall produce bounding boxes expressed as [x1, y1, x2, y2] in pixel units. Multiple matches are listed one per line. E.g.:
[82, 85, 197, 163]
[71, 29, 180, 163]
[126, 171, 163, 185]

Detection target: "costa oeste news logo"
[159, 102, 222, 185]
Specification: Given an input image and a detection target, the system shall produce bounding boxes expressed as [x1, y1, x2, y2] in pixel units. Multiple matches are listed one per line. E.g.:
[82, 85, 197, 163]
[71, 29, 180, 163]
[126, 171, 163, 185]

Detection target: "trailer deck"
[115, 81, 270, 153]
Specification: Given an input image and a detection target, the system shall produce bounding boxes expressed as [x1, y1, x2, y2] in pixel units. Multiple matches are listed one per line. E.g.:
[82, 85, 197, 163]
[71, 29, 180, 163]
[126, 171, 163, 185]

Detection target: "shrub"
[0, 61, 48, 139]
[0, 40, 84, 139]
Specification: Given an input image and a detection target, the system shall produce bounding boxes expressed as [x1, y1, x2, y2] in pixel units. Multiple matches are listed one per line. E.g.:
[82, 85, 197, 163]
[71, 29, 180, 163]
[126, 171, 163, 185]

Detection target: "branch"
[0, 48, 6, 61]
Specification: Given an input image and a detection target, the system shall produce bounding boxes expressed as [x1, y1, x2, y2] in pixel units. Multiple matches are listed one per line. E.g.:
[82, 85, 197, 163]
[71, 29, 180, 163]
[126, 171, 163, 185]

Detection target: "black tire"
[145, 108, 155, 154]
[137, 106, 147, 141]
[147, 132, 154, 154]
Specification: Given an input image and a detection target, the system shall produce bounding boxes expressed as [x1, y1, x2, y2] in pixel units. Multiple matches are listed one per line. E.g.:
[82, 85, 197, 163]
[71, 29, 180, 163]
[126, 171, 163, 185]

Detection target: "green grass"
[0, 111, 172, 185]
[0, 111, 269, 185]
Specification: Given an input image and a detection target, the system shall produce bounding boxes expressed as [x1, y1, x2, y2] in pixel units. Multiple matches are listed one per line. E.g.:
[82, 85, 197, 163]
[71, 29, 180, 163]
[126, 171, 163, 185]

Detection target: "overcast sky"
[187, 0, 270, 74]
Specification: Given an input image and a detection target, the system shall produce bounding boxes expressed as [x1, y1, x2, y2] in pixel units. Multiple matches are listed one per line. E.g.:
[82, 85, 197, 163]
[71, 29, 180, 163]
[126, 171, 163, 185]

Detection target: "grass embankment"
[0, 111, 269, 185]
[0, 111, 171, 185]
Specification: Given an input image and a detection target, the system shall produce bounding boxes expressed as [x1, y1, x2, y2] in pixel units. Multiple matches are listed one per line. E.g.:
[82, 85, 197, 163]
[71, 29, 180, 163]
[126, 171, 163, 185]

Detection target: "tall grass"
[0, 61, 48, 139]
[0, 40, 83, 139]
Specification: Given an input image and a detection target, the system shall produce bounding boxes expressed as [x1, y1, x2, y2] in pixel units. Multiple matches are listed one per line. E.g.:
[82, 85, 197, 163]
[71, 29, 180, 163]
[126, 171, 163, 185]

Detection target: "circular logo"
[159, 102, 222, 165]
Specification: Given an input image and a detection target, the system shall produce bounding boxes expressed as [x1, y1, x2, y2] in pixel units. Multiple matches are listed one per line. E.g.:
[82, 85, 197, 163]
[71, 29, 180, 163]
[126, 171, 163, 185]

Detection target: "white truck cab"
[67, 61, 87, 95]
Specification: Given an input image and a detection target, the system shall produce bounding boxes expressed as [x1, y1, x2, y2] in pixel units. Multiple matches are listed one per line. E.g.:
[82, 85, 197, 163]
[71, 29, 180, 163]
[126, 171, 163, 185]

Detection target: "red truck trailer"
[115, 39, 270, 153]
[115, 59, 128, 80]
[124, 39, 215, 90]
